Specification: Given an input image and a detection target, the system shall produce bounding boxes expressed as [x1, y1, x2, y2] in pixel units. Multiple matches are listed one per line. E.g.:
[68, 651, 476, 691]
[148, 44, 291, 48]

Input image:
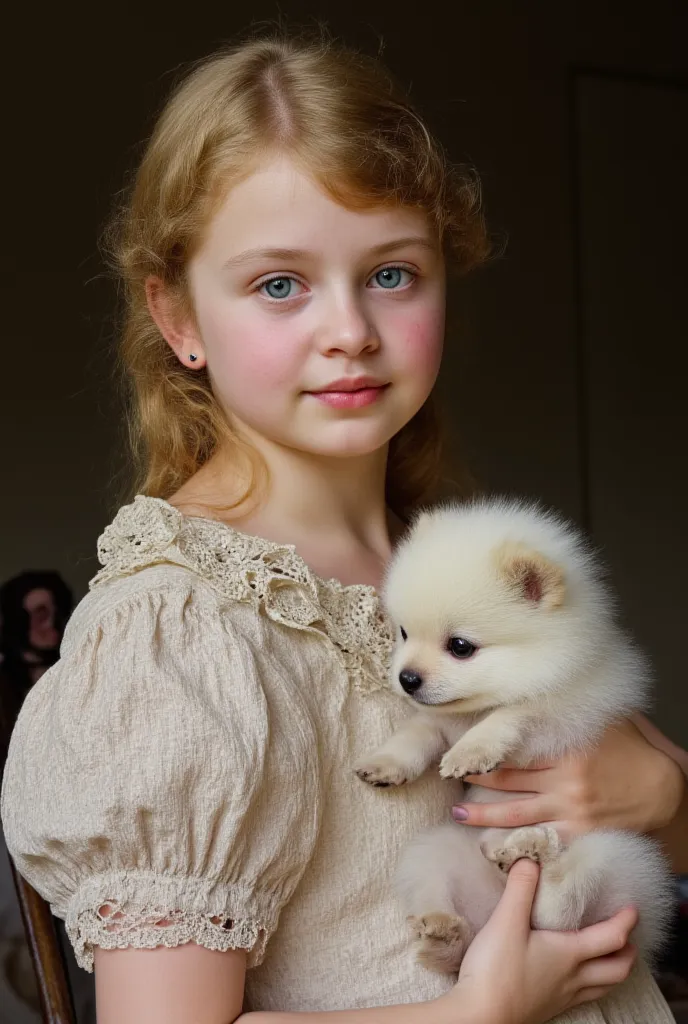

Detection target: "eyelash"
[254, 264, 418, 302]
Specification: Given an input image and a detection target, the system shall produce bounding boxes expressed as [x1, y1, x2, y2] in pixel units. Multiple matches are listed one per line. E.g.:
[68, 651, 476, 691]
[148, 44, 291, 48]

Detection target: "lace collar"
[91, 495, 395, 695]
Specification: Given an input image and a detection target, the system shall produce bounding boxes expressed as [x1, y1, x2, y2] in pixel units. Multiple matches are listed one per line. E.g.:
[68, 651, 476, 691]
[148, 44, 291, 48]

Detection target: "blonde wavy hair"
[107, 31, 489, 520]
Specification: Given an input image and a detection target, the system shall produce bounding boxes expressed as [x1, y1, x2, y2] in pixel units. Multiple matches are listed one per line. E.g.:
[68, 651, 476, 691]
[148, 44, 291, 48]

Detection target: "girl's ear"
[145, 276, 207, 369]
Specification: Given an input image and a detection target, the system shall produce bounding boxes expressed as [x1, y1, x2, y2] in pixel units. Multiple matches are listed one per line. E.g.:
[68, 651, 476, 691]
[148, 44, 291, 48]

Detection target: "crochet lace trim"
[66, 871, 274, 972]
[91, 495, 394, 695]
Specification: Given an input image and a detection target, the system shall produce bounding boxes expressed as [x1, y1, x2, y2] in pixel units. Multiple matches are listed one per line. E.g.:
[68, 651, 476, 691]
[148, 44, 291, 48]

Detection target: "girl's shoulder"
[3, 494, 338, 976]
[81, 495, 395, 696]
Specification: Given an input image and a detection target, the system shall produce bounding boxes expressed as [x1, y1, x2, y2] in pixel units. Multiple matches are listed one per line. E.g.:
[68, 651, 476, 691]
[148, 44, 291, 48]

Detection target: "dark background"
[2, 1, 686, 749]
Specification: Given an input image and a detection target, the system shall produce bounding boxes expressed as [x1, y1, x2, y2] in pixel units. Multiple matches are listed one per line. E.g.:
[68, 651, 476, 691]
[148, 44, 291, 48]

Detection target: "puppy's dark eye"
[448, 636, 477, 659]
[400, 626, 408, 642]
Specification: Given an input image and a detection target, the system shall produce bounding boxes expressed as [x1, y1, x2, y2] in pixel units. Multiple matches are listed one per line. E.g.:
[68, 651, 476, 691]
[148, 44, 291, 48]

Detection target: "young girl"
[1, 34, 680, 1024]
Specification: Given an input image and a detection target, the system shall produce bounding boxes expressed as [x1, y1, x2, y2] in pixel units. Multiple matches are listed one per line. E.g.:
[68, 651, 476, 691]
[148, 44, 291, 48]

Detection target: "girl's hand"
[442, 859, 638, 1024]
[452, 718, 685, 842]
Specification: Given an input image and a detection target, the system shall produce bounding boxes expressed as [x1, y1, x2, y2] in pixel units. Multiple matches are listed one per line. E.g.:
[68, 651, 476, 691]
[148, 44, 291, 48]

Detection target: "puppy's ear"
[495, 542, 566, 609]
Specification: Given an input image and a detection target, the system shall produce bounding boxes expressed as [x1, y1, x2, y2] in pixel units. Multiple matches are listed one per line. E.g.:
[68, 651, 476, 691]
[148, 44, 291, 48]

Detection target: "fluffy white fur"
[355, 498, 674, 973]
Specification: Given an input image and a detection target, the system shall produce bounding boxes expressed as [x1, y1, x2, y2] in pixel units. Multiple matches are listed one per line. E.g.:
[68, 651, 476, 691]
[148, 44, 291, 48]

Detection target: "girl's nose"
[319, 293, 380, 356]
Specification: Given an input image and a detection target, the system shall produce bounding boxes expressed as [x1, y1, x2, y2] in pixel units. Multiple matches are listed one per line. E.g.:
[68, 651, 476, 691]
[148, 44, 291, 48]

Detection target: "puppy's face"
[384, 513, 571, 714]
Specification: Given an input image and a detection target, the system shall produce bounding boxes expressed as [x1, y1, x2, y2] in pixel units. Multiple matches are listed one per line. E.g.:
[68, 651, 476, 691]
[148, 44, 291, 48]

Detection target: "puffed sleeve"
[0, 574, 321, 971]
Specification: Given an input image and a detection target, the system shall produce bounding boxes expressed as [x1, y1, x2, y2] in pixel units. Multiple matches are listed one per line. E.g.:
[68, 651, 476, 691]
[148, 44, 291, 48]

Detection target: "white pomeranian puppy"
[355, 498, 674, 974]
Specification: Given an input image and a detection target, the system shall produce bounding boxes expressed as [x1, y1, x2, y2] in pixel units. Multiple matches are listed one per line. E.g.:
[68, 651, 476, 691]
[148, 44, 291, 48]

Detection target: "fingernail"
[452, 805, 469, 821]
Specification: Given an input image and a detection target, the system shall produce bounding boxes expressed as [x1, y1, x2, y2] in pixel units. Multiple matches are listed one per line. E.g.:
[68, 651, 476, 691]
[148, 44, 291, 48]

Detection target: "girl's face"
[181, 157, 445, 458]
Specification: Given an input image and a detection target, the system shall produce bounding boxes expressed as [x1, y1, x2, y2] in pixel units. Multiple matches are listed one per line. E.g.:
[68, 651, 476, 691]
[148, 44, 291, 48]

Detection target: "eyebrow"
[222, 235, 438, 270]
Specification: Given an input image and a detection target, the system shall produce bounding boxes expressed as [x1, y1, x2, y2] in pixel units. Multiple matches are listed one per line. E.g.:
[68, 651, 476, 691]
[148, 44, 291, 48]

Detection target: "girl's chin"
[287, 424, 395, 458]
[227, 402, 422, 458]
[297, 437, 392, 459]
[294, 412, 424, 458]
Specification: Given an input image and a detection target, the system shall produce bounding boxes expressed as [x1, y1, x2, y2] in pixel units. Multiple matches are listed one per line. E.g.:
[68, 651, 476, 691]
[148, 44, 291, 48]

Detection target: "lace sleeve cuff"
[65, 870, 277, 972]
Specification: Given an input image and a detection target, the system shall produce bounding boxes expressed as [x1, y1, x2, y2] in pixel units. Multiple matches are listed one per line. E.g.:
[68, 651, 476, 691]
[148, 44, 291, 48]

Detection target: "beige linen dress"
[0, 496, 674, 1019]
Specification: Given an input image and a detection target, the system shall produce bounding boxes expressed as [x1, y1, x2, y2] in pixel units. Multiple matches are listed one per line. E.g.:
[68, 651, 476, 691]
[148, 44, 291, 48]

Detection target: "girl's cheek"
[208, 312, 305, 390]
[393, 308, 445, 375]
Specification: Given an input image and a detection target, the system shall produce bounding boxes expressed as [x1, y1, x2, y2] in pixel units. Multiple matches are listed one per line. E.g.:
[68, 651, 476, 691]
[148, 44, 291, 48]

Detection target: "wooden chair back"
[1, 674, 77, 1023]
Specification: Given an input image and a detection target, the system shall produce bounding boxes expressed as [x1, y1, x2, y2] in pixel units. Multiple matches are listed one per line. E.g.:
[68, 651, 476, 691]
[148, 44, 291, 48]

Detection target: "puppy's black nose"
[399, 669, 423, 694]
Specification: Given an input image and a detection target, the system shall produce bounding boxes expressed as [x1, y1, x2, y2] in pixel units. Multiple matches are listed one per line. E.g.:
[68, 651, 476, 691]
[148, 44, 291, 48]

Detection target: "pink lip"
[313, 387, 386, 409]
[308, 377, 389, 410]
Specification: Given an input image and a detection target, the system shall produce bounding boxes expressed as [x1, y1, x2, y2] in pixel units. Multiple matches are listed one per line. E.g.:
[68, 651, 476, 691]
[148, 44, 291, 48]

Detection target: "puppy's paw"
[408, 912, 472, 974]
[354, 754, 410, 787]
[439, 743, 502, 780]
[481, 825, 562, 873]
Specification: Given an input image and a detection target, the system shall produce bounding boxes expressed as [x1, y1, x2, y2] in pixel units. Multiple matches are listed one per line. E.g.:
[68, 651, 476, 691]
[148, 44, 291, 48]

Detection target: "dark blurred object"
[0, 570, 73, 693]
[0, 571, 73, 762]
[0, 571, 77, 1022]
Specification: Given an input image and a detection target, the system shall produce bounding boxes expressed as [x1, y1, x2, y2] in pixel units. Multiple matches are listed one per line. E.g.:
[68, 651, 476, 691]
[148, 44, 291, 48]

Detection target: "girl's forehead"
[200, 156, 435, 262]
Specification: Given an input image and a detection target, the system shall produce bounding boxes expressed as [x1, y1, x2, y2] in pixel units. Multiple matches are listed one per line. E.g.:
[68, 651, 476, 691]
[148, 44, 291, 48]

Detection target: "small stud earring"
[188, 353, 198, 363]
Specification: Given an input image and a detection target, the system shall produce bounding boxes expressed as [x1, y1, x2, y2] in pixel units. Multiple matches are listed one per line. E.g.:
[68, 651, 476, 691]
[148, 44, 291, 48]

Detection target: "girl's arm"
[651, 784, 688, 873]
[95, 944, 247, 1024]
[94, 862, 637, 1024]
[452, 717, 688, 870]
[632, 713, 688, 872]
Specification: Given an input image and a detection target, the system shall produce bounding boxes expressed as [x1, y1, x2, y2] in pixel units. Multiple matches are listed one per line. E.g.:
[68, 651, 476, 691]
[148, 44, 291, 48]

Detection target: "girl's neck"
[170, 440, 405, 589]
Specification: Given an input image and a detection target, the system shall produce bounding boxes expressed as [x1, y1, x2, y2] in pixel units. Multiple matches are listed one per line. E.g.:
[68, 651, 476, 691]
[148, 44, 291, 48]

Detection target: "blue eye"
[261, 277, 298, 300]
[371, 267, 413, 290]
